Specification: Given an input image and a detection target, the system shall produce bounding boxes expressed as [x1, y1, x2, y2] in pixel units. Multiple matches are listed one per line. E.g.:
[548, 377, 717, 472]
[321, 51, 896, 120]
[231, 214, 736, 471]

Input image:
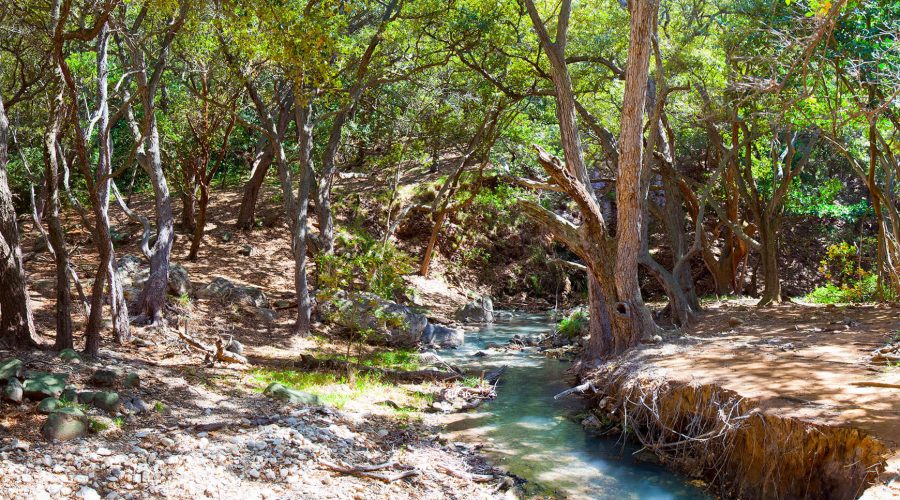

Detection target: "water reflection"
[439, 314, 707, 500]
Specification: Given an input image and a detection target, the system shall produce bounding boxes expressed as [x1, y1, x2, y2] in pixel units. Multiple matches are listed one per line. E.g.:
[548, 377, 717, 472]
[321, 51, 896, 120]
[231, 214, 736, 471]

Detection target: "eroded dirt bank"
[579, 299, 900, 499]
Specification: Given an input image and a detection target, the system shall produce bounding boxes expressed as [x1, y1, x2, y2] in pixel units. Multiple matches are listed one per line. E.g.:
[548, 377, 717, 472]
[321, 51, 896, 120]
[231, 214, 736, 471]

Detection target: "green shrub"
[557, 309, 588, 338]
[805, 274, 891, 304]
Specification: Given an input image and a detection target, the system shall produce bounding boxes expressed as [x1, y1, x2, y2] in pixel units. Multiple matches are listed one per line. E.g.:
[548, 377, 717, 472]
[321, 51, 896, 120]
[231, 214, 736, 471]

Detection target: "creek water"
[438, 313, 707, 499]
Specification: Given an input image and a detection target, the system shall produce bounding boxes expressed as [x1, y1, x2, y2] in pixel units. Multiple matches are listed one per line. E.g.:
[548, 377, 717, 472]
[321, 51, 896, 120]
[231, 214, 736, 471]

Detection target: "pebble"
[76, 486, 101, 500]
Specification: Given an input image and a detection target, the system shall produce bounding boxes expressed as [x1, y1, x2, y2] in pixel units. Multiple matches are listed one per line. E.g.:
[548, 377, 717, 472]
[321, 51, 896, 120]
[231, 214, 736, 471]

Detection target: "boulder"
[493, 310, 514, 322]
[263, 383, 319, 405]
[92, 391, 120, 413]
[22, 372, 67, 399]
[226, 339, 244, 356]
[42, 407, 88, 442]
[197, 277, 269, 308]
[90, 368, 120, 387]
[0, 358, 23, 379]
[238, 244, 254, 256]
[38, 397, 61, 413]
[454, 296, 494, 323]
[4, 377, 23, 402]
[168, 264, 192, 297]
[116, 254, 192, 299]
[318, 291, 428, 346]
[124, 372, 141, 389]
[421, 323, 464, 348]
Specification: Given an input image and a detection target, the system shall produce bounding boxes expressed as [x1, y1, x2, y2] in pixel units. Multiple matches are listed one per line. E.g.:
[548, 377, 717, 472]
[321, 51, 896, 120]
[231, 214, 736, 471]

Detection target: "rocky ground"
[0, 348, 516, 500]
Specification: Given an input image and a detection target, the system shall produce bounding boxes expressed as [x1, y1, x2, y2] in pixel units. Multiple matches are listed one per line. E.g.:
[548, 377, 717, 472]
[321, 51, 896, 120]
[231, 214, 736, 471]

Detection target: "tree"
[0, 90, 39, 347]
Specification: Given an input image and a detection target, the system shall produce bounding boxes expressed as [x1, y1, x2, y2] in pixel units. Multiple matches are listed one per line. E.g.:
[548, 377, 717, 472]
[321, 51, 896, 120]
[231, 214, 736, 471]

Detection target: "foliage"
[316, 229, 414, 303]
[806, 241, 893, 303]
[556, 309, 589, 339]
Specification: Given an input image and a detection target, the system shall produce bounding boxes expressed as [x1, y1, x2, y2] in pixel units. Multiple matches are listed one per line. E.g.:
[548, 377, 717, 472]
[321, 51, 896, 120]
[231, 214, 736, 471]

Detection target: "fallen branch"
[553, 381, 596, 400]
[177, 322, 247, 364]
[320, 460, 420, 482]
[435, 464, 495, 483]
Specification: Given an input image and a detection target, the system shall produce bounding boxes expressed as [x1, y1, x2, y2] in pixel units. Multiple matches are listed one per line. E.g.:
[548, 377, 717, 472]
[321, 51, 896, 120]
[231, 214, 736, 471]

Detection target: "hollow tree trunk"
[0, 93, 39, 347]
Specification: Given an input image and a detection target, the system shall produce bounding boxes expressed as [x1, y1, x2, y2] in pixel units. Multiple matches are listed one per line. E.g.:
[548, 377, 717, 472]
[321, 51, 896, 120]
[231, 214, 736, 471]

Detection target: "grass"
[556, 309, 588, 339]
[327, 348, 421, 371]
[250, 367, 392, 409]
[250, 364, 436, 411]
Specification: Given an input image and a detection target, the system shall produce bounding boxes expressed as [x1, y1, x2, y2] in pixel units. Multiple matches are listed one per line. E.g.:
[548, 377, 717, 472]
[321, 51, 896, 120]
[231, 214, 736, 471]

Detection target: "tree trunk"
[291, 101, 314, 335]
[0, 92, 39, 348]
[188, 182, 209, 261]
[181, 189, 196, 233]
[44, 101, 73, 349]
[613, 0, 660, 345]
[757, 218, 782, 306]
[236, 146, 272, 230]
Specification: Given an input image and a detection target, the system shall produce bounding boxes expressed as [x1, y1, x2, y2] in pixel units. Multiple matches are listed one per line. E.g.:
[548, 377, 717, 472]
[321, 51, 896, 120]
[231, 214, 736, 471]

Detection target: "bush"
[316, 229, 414, 303]
[556, 309, 589, 338]
[806, 241, 894, 304]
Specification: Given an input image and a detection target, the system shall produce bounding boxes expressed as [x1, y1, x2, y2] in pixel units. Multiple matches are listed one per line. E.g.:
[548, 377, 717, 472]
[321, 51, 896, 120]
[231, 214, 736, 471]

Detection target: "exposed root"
[586, 368, 888, 499]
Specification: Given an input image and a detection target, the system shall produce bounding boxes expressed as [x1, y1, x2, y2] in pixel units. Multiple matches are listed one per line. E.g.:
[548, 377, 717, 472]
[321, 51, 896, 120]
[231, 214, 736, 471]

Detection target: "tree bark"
[236, 144, 273, 230]
[44, 90, 74, 350]
[0, 92, 39, 348]
[613, 0, 660, 343]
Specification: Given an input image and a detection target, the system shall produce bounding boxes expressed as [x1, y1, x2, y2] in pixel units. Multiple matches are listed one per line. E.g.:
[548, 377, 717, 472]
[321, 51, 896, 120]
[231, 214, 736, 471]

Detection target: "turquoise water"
[439, 314, 707, 499]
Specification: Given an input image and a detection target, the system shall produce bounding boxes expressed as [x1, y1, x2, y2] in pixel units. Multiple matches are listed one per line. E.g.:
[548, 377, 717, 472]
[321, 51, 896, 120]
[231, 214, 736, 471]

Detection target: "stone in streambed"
[421, 323, 464, 348]
[263, 383, 319, 405]
[454, 296, 494, 323]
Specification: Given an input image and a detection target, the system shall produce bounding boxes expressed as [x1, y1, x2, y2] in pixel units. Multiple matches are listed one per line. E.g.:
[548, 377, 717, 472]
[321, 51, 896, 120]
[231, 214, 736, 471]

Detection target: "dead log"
[177, 323, 247, 364]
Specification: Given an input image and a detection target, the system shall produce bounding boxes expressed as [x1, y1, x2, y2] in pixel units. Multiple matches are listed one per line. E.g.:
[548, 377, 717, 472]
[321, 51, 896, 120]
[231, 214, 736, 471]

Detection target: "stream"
[438, 313, 707, 499]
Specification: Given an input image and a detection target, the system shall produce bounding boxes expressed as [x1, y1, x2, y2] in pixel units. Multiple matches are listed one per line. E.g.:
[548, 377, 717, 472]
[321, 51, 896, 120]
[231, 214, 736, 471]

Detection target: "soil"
[585, 298, 900, 498]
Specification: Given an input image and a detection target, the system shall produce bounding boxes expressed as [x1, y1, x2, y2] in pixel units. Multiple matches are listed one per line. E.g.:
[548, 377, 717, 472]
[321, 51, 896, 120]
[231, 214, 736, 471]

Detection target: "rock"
[43, 407, 88, 442]
[92, 391, 120, 413]
[4, 377, 24, 402]
[33, 234, 49, 253]
[123, 397, 149, 414]
[642, 334, 663, 345]
[61, 387, 77, 402]
[473, 351, 488, 357]
[263, 383, 320, 405]
[318, 291, 428, 346]
[22, 372, 67, 399]
[238, 244, 254, 256]
[76, 486, 101, 500]
[168, 264, 192, 297]
[581, 414, 603, 430]
[59, 348, 81, 362]
[77, 391, 97, 404]
[124, 372, 140, 389]
[454, 296, 494, 323]
[90, 368, 120, 387]
[117, 254, 192, 299]
[197, 277, 269, 308]
[0, 358, 22, 379]
[110, 226, 131, 245]
[273, 299, 292, 309]
[494, 310, 514, 322]
[420, 323, 464, 348]
[132, 338, 153, 347]
[254, 307, 276, 323]
[220, 231, 232, 243]
[225, 339, 244, 356]
[38, 397, 61, 413]
[728, 317, 744, 327]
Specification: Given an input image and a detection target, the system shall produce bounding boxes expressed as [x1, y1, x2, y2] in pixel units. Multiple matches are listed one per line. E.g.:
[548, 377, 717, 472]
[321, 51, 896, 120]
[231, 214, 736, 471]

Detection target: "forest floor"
[2, 186, 515, 499]
[8, 181, 900, 498]
[603, 297, 900, 497]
